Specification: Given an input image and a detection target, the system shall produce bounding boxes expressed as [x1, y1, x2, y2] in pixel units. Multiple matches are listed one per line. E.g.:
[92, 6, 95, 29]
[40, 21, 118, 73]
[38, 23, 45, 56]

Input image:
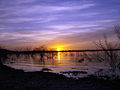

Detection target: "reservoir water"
[4, 52, 118, 78]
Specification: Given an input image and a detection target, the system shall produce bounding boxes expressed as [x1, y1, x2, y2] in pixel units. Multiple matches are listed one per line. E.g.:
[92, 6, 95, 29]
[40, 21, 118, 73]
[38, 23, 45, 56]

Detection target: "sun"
[57, 48, 61, 51]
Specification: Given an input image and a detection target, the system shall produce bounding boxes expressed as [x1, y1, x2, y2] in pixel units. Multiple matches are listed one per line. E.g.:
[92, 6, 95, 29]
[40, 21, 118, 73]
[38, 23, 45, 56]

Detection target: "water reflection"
[4, 51, 120, 75]
[58, 52, 61, 63]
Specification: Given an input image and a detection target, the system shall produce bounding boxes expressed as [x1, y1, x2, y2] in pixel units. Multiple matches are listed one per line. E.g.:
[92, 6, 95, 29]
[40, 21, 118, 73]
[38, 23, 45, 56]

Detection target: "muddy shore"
[0, 65, 120, 90]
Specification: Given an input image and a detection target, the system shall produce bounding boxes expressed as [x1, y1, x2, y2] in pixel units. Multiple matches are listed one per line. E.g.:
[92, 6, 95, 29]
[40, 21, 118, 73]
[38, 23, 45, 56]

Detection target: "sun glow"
[50, 45, 65, 51]
[57, 48, 61, 51]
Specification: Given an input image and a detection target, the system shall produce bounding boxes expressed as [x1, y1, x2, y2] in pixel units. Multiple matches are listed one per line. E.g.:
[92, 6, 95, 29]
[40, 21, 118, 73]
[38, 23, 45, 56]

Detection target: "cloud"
[48, 24, 99, 30]
[0, 0, 120, 49]
[14, 0, 37, 4]
[0, 17, 56, 23]
[95, 20, 117, 23]
[47, 27, 117, 49]
[21, 3, 95, 13]
[74, 12, 100, 17]
[0, 0, 37, 5]
[0, 27, 5, 30]
[0, 3, 95, 18]
[0, 30, 61, 42]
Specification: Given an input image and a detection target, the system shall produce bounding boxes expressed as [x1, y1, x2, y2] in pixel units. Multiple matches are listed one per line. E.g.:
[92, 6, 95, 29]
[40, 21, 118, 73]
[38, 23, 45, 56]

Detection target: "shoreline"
[0, 65, 120, 89]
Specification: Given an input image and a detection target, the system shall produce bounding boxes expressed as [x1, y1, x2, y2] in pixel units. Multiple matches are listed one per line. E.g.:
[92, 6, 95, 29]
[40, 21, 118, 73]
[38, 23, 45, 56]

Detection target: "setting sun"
[57, 48, 61, 51]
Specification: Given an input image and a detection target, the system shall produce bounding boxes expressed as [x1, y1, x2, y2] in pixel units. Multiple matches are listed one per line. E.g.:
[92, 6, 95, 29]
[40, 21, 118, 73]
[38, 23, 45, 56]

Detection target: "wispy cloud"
[47, 27, 117, 49]
[0, 17, 55, 23]
[48, 24, 99, 30]
[0, 0, 120, 48]
[14, 0, 37, 4]
[0, 27, 4, 30]
[21, 3, 95, 14]
[0, 3, 95, 18]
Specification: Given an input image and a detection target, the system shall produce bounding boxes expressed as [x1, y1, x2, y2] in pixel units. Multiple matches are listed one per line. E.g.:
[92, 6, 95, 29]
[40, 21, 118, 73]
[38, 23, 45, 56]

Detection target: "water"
[3, 52, 116, 78]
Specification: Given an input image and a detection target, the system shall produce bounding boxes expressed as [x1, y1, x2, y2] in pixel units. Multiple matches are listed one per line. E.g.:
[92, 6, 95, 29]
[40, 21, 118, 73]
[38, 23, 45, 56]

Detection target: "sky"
[0, 0, 120, 49]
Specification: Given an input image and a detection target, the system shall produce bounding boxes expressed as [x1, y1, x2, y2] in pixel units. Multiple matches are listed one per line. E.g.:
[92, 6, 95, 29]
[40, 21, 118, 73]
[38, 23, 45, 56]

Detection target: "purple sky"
[0, 0, 120, 49]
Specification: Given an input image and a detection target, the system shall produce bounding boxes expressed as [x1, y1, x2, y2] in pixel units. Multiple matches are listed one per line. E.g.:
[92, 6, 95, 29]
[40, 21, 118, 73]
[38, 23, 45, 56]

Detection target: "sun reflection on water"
[58, 52, 61, 63]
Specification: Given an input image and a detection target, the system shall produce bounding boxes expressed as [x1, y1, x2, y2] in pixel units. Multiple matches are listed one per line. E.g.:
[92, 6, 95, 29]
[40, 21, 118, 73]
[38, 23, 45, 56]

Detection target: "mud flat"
[0, 65, 120, 90]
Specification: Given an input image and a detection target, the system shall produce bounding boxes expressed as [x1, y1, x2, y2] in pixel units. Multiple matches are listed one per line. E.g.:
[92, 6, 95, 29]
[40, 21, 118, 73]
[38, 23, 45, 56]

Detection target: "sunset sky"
[0, 0, 120, 49]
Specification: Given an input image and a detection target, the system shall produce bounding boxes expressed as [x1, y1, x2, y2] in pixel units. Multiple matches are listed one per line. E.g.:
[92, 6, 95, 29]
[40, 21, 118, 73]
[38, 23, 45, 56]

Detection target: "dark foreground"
[0, 65, 120, 90]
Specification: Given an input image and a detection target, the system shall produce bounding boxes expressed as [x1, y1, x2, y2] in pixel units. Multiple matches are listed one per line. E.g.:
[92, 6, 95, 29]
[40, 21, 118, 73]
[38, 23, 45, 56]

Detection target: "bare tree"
[33, 45, 48, 51]
[0, 45, 8, 66]
[0, 45, 5, 49]
[93, 26, 120, 72]
[114, 25, 120, 40]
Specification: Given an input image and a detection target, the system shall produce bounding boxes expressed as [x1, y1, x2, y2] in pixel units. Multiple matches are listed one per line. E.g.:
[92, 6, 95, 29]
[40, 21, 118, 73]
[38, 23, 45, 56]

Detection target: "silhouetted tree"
[0, 46, 8, 66]
[94, 26, 120, 72]
[34, 45, 47, 51]
[114, 25, 120, 40]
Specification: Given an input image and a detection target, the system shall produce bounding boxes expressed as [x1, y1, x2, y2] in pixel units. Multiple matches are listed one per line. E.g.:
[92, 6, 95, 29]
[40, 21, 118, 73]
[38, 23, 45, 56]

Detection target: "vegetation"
[0, 25, 120, 89]
[81, 25, 120, 72]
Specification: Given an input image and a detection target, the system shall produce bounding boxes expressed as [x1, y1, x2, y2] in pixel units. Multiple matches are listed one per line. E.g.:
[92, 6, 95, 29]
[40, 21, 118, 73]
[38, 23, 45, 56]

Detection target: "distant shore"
[1, 48, 120, 54]
[0, 64, 120, 90]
